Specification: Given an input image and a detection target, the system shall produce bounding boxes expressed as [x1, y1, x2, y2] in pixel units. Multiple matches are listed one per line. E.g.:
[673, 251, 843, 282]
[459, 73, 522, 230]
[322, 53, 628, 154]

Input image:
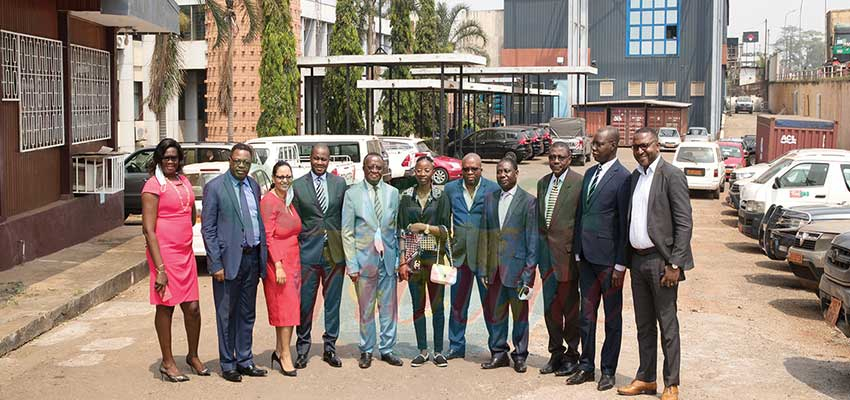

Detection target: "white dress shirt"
[498, 185, 518, 229]
[629, 156, 661, 250]
[576, 158, 627, 271]
[463, 179, 481, 211]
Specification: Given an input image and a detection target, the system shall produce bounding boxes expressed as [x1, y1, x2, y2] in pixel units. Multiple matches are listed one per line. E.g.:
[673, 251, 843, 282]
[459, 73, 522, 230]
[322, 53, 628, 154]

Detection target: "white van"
[672, 142, 725, 199]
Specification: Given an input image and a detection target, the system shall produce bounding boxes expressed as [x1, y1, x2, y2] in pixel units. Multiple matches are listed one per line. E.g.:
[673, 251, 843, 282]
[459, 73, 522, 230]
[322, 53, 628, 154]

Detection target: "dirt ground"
[2, 113, 850, 399]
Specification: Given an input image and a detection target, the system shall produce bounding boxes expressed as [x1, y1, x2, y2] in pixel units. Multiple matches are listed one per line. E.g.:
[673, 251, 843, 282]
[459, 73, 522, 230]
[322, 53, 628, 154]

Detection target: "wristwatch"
[670, 264, 680, 270]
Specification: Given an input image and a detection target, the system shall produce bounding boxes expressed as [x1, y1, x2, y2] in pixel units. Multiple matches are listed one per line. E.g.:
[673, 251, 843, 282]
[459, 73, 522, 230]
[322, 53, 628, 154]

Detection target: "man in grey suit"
[618, 127, 694, 400]
[341, 153, 403, 369]
[291, 144, 347, 369]
[201, 143, 269, 382]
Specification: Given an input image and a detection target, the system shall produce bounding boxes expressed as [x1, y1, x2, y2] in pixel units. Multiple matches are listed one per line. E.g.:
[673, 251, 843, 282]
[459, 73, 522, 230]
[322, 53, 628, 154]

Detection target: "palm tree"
[147, 33, 184, 139]
[435, 2, 488, 59]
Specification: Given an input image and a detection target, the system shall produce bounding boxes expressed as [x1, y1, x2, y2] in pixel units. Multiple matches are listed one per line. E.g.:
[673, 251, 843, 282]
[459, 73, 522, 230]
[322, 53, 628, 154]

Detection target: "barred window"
[645, 81, 659, 96]
[71, 45, 111, 144]
[662, 81, 677, 96]
[690, 81, 705, 97]
[600, 81, 614, 97]
[628, 81, 643, 97]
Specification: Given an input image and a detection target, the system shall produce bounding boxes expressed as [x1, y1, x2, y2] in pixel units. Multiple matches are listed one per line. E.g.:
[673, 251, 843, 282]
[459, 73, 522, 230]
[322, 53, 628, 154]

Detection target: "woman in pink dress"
[142, 138, 208, 382]
[261, 161, 302, 377]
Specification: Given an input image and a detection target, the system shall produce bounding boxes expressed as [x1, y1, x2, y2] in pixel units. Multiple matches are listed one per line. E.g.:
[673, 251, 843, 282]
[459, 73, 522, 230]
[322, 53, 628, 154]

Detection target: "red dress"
[143, 175, 199, 306]
[260, 192, 302, 327]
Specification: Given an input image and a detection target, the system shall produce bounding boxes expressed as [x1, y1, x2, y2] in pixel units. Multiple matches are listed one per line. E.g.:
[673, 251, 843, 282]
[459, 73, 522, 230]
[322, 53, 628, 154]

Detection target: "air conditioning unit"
[116, 34, 128, 50]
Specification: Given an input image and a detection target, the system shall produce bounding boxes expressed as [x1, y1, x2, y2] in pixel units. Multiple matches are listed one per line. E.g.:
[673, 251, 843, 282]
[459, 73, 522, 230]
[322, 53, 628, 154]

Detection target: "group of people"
[141, 126, 693, 400]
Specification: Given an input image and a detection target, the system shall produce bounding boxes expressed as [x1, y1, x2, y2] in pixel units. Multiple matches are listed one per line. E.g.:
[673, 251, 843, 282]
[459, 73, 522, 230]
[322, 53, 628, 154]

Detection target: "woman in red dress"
[141, 138, 208, 382]
[261, 161, 302, 377]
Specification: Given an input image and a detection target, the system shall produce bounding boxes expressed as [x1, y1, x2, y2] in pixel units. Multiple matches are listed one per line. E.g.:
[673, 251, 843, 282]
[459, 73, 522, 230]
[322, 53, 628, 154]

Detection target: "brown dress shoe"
[661, 385, 679, 400]
[616, 379, 657, 396]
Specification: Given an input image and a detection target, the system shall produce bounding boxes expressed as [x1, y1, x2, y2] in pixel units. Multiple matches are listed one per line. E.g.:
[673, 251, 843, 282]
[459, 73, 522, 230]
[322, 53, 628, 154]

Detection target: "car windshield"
[738, 97, 751, 102]
[184, 172, 223, 201]
[753, 158, 794, 184]
[415, 141, 432, 153]
[659, 129, 678, 137]
[676, 147, 715, 163]
[687, 128, 707, 136]
[720, 145, 742, 158]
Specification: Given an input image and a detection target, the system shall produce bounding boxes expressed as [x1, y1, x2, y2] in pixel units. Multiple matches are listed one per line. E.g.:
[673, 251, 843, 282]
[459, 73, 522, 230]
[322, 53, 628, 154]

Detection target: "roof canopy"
[297, 53, 487, 68]
[356, 79, 561, 96]
[410, 66, 598, 76]
[581, 99, 692, 108]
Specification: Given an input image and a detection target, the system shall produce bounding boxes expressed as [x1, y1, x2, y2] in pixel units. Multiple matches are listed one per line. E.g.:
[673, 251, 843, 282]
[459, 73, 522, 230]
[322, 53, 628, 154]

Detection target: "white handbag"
[429, 237, 457, 285]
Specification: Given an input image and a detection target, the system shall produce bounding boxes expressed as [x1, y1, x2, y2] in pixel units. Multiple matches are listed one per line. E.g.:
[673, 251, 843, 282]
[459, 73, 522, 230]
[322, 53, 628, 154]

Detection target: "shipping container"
[574, 107, 607, 138]
[756, 115, 837, 163]
[610, 107, 645, 147]
[647, 108, 689, 139]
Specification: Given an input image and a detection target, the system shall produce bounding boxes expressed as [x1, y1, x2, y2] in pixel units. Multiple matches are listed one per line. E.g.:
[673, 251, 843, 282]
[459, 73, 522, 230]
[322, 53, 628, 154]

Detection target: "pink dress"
[260, 192, 302, 327]
[143, 175, 200, 306]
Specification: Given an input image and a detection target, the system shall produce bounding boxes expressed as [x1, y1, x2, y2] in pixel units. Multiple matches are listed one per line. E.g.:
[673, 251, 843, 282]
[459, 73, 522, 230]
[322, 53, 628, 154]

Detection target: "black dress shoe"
[236, 364, 268, 377]
[480, 355, 510, 369]
[294, 353, 309, 369]
[554, 360, 580, 377]
[323, 351, 342, 368]
[381, 352, 403, 366]
[513, 359, 527, 373]
[221, 370, 242, 383]
[597, 374, 615, 391]
[445, 350, 465, 360]
[539, 354, 563, 374]
[565, 369, 595, 385]
[358, 352, 373, 369]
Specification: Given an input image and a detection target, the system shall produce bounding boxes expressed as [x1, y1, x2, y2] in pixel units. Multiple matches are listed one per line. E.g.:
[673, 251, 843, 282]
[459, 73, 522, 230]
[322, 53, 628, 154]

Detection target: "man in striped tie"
[535, 141, 584, 377]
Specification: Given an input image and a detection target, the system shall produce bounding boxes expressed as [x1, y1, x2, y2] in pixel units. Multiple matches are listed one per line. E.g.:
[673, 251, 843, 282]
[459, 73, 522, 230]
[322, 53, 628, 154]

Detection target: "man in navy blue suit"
[445, 153, 500, 360]
[567, 127, 631, 391]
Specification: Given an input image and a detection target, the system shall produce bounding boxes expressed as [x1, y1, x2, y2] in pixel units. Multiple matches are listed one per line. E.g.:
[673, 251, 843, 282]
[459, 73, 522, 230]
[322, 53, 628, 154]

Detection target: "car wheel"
[505, 151, 518, 162]
[432, 168, 449, 185]
[585, 153, 591, 162]
[720, 180, 725, 193]
[713, 186, 721, 200]
[577, 155, 586, 166]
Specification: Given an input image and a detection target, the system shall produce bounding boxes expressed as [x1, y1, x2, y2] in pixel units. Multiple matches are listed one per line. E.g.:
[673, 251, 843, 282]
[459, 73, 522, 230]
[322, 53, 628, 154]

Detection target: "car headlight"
[737, 172, 755, 180]
[747, 201, 765, 214]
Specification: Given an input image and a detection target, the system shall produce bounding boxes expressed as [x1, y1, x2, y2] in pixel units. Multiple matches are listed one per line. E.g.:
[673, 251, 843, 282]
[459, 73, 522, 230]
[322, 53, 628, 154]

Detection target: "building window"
[662, 81, 677, 96]
[70, 45, 111, 144]
[690, 81, 705, 97]
[645, 81, 659, 96]
[134, 82, 144, 121]
[628, 81, 643, 97]
[600, 81, 614, 97]
[179, 5, 206, 41]
[627, 0, 679, 56]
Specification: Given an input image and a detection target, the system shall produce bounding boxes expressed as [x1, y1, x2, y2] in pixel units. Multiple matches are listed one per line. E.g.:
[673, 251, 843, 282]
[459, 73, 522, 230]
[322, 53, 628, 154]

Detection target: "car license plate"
[825, 297, 842, 327]
[779, 245, 788, 252]
[684, 168, 704, 176]
[788, 252, 803, 264]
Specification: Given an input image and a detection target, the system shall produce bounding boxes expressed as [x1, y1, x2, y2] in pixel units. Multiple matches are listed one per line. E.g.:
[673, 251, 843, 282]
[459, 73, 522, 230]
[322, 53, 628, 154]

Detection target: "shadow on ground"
[784, 357, 850, 400]
[768, 298, 823, 321]
[755, 260, 790, 273]
[720, 210, 737, 217]
[744, 273, 808, 291]
[725, 242, 762, 254]
[720, 219, 738, 228]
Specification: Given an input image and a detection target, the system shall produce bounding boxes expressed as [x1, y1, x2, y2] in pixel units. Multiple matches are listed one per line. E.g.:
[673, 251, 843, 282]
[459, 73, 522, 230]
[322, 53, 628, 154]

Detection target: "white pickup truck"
[247, 140, 357, 185]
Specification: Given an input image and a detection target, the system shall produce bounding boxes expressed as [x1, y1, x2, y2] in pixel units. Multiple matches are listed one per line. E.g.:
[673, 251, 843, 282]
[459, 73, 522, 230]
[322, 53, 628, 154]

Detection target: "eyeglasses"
[162, 156, 179, 162]
[631, 140, 657, 151]
[230, 159, 251, 166]
[462, 167, 481, 172]
[274, 175, 293, 180]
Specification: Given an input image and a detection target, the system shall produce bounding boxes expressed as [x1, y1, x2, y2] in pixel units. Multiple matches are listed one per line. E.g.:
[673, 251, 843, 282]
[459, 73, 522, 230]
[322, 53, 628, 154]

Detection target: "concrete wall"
[466, 9, 503, 67]
[768, 80, 850, 149]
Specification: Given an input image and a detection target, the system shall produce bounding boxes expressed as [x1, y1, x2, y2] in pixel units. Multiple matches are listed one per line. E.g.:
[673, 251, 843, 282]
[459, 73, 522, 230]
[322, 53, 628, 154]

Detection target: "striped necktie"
[587, 167, 601, 206]
[372, 184, 383, 223]
[545, 177, 560, 227]
[315, 175, 327, 214]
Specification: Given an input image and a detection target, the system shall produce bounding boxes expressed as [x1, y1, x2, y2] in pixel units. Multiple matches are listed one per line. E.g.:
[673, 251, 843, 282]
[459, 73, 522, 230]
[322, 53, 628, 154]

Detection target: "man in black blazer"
[478, 157, 538, 373]
[568, 127, 631, 391]
[618, 127, 693, 400]
[535, 142, 583, 377]
[291, 144, 348, 369]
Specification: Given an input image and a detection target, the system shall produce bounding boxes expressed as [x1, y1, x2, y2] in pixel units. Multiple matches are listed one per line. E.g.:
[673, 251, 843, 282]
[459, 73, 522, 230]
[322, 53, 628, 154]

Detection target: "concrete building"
[464, 9, 504, 67]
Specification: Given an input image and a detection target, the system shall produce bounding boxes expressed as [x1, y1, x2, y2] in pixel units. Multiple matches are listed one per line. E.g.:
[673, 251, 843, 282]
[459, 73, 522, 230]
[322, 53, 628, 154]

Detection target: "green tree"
[379, 0, 416, 136]
[257, 0, 300, 136]
[436, 2, 488, 59]
[413, 0, 439, 137]
[323, 0, 367, 134]
[774, 26, 827, 71]
[146, 33, 184, 139]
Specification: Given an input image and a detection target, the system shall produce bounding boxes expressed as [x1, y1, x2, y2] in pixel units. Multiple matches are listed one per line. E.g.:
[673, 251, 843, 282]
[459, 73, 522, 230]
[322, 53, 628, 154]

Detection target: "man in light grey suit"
[618, 127, 694, 400]
[342, 153, 402, 369]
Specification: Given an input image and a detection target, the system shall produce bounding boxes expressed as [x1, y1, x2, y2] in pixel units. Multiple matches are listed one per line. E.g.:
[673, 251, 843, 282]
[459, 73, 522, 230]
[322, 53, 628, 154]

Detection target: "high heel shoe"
[159, 366, 190, 383]
[271, 352, 297, 377]
[186, 356, 210, 376]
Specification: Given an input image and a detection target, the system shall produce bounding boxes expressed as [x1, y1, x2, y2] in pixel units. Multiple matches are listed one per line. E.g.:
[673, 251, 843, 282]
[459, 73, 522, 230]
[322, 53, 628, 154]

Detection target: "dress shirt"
[227, 171, 260, 246]
[591, 157, 617, 186]
[311, 171, 328, 201]
[545, 171, 566, 211]
[463, 179, 481, 210]
[498, 185, 517, 229]
[629, 156, 661, 250]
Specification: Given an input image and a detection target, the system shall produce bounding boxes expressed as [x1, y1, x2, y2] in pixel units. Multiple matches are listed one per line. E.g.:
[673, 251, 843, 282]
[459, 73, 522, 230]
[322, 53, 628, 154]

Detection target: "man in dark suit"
[478, 157, 538, 373]
[291, 144, 348, 369]
[535, 142, 583, 377]
[568, 127, 631, 391]
[618, 127, 694, 400]
[201, 143, 269, 382]
[445, 153, 501, 360]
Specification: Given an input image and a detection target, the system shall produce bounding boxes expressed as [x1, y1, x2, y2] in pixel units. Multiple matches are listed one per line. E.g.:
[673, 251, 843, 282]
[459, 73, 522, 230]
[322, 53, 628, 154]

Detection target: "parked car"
[742, 134, 757, 164]
[513, 125, 544, 158]
[535, 124, 553, 154]
[787, 220, 850, 291]
[549, 117, 590, 166]
[246, 138, 356, 185]
[719, 141, 747, 180]
[258, 135, 391, 183]
[762, 204, 850, 261]
[658, 127, 682, 151]
[457, 127, 533, 163]
[684, 126, 714, 142]
[735, 96, 754, 113]
[186, 162, 273, 257]
[379, 137, 462, 185]
[819, 231, 850, 337]
[123, 143, 261, 217]
[672, 142, 725, 199]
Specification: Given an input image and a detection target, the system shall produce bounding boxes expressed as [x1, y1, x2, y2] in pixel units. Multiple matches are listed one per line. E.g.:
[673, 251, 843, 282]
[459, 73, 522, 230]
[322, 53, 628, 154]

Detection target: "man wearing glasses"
[618, 127, 693, 400]
[444, 153, 500, 360]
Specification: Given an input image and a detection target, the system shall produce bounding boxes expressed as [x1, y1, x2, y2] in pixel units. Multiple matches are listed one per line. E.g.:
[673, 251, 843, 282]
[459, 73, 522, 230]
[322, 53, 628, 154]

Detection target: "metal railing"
[775, 64, 850, 82]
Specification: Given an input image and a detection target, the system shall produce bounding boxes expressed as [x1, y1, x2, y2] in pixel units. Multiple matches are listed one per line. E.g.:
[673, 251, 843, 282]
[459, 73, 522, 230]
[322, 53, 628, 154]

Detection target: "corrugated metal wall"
[504, 0, 568, 49]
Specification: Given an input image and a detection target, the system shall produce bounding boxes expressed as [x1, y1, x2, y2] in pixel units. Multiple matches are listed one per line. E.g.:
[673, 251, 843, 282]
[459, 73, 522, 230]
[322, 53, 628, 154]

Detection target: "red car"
[719, 141, 747, 180]
[386, 138, 462, 185]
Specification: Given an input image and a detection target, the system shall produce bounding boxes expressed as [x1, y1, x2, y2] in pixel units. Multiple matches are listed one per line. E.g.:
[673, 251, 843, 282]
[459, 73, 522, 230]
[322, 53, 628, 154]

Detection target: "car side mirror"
[773, 177, 781, 189]
[723, 155, 729, 160]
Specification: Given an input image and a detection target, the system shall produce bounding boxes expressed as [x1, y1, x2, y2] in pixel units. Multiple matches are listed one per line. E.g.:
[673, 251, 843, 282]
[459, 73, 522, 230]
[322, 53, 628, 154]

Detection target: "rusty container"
[756, 115, 837, 163]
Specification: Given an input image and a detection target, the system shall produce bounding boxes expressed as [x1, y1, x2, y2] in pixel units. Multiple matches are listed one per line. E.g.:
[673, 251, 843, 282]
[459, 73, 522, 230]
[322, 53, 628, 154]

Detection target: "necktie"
[373, 184, 383, 224]
[239, 181, 256, 246]
[545, 178, 560, 227]
[587, 167, 601, 206]
[315, 176, 327, 214]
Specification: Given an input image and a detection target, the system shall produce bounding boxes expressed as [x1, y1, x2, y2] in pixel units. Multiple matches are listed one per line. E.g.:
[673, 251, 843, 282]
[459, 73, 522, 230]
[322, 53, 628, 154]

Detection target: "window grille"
[70, 44, 111, 144]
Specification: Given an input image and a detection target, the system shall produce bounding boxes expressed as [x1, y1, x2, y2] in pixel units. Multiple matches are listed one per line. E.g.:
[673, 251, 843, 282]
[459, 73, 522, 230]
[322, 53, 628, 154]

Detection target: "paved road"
[3, 120, 850, 399]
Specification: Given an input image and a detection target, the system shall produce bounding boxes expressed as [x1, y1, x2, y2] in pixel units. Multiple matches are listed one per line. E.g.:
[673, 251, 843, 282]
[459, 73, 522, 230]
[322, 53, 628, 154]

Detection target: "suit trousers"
[354, 265, 398, 355]
[212, 249, 261, 372]
[448, 264, 491, 355]
[483, 273, 529, 361]
[631, 252, 681, 387]
[296, 245, 345, 356]
[577, 261, 623, 376]
[408, 262, 445, 353]
[540, 266, 580, 361]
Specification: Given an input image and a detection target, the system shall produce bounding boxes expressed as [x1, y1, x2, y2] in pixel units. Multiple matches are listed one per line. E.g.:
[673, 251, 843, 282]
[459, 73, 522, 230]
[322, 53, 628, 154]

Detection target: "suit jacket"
[201, 173, 268, 280]
[291, 172, 348, 267]
[573, 160, 631, 267]
[444, 178, 501, 273]
[478, 187, 539, 288]
[536, 170, 583, 282]
[627, 157, 695, 272]
[341, 180, 400, 278]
